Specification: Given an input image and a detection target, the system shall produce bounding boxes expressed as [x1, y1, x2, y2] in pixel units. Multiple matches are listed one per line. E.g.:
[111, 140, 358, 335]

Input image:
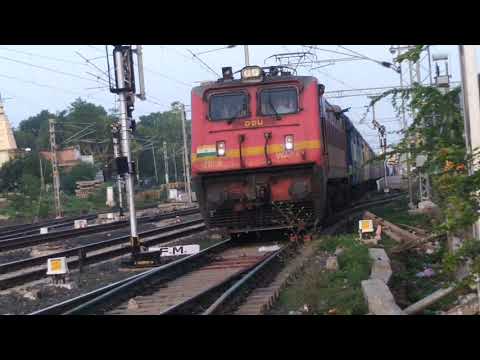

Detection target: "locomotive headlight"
[216, 141, 226, 156]
[241, 66, 263, 80]
[285, 135, 294, 151]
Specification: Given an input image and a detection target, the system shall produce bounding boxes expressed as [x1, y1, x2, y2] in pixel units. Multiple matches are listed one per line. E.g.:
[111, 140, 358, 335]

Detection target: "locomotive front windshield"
[209, 92, 248, 121]
[260, 87, 298, 116]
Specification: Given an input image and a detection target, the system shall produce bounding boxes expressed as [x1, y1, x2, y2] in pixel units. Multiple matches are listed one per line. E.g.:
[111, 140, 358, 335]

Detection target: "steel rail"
[63, 239, 231, 315]
[28, 192, 406, 315]
[202, 246, 287, 315]
[159, 245, 288, 315]
[0, 204, 197, 239]
[30, 239, 231, 315]
[0, 214, 98, 239]
[0, 208, 200, 252]
[200, 195, 407, 315]
[0, 219, 205, 290]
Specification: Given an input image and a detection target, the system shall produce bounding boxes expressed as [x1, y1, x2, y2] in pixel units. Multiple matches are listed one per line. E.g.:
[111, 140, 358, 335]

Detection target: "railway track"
[0, 213, 99, 240]
[0, 204, 194, 241]
[29, 191, 405, 315]
[0, 217, 205, 290]
[0, 207, 200, 252]
[30, 239, 287, 315]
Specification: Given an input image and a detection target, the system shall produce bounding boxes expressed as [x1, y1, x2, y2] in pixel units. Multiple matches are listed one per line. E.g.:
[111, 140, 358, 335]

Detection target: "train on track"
[191, 65, 384, 235]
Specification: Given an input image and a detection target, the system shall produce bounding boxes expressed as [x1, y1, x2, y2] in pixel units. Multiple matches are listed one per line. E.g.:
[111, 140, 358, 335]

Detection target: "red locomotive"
[191, 65, 383, 235]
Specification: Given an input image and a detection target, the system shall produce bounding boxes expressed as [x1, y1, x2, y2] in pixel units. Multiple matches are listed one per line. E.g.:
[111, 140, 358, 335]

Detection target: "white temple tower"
[0, 100, 18, 168]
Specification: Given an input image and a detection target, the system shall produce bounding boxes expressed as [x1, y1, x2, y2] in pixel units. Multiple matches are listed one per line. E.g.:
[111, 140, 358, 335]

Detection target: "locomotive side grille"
[206, 200, 315, 230]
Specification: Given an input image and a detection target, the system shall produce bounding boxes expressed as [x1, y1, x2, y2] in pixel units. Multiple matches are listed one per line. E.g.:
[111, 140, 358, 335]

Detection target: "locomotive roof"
[192, 75, 317, 98]
[191, 74, 376, 156]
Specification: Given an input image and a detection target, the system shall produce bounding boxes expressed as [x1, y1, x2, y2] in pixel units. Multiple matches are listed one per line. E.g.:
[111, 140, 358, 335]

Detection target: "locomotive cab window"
[259, 87, 298, 116]
[209, 92, 248, 121]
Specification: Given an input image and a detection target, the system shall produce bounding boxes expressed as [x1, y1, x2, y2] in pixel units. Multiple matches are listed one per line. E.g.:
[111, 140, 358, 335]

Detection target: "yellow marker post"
[359, 220, 374, 233]
[358, 220, 374, 242]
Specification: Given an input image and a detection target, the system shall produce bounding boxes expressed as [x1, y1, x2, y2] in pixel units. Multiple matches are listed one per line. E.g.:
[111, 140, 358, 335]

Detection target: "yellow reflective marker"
[359, 220, 374, 233]
[46, 257, 69, 275]
[51, 259, 61, 272]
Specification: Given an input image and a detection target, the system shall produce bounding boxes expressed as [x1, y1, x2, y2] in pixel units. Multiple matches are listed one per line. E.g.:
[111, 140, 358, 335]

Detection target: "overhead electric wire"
[194, 45, 236, 56]
[337, 45, 386, 65]
[0, 73, 86, 96]
[0, 46, 86, 66]
[186, 49, 220, 77]
[303, 46, 364, 60]
[87, 45, 105, 54]
[75, 51, 111, 81]
[143, 66, 191, 87]
[0, 55, 100, 83]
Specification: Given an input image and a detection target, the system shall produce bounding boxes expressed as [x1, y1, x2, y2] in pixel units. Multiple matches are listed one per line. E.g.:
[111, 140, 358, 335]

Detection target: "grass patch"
[272, 234, 371, 315]
[369, 197, 432, 231]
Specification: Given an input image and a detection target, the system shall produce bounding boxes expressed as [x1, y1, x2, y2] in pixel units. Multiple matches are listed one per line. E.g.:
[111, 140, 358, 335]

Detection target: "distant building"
[0, 102, 18, 169]
[40, 145, 94, 172]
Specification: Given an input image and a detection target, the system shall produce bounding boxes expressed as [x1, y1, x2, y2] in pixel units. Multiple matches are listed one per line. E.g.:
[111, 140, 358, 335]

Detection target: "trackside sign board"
[147, 244, 200, 257]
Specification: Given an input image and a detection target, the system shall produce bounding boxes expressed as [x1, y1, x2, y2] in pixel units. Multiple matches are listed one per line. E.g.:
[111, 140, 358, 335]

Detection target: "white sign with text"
[147, 244, 200, 257]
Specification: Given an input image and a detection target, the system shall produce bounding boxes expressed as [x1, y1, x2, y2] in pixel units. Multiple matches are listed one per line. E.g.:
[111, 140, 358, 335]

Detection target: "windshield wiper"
[268, 95, 281, 120]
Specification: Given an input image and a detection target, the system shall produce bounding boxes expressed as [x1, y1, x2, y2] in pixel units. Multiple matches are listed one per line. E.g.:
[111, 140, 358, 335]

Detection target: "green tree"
[0, 152, 51, 194]
[135, 104, 191, 182]
[61, 163, 97, 194]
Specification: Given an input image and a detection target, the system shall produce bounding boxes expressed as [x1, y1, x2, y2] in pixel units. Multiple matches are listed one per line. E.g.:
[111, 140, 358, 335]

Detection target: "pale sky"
[0, 45, 475, 152]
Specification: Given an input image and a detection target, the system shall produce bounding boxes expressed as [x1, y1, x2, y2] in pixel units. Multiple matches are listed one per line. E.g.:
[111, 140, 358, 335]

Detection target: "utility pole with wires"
[49, 118, 63, 218]
[163, 141, 169, 185]
[151, 144, 159, 185]
[172, 144, 178, 183]
[180, 104, 193, 204]
[106, 45, 146, 259]
[369, 98, 389, 193]
[39, 156, 45, 192]
[111, 123, 124, 216]
[391, 45, 436, 207]
[244, 45, 250, 66]
[390, 45, 417, 208]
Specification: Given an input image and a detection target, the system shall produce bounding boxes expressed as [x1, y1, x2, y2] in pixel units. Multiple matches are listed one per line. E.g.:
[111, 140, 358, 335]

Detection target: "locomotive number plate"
[244, 119, 263, 128]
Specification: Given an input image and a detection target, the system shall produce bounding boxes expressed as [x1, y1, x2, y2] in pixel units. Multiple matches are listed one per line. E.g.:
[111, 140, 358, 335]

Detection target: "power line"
[0, 72, 86, 96]
[303, 45, 364, 60]
[87, 45, 105, 53]
[0, 54, 100, 83]
[75, 51, 111, 81]
[194, 45, 236, 56]
[337, 45, 385, 65]
[186, 49, 220, 77]
[0, 46, 86, 66]
[143, 66, 191, 87]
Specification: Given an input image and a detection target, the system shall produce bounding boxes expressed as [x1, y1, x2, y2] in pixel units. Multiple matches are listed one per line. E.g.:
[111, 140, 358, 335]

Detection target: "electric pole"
[459, 45, 480, 240]
[49, 118, 63, 218]
[370, 98, 389, 193]
[172, 144, 178, 183]
[39, 156, 45, 192]
[180, 104, 193, 204]
[244, 45, 250, 66]
[391, 45, 416, 208]
[151, 144, 159, 185]
[111, 123, 124, 216]
[163, 140, 169, 185]
[108, 45, 145, 256]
